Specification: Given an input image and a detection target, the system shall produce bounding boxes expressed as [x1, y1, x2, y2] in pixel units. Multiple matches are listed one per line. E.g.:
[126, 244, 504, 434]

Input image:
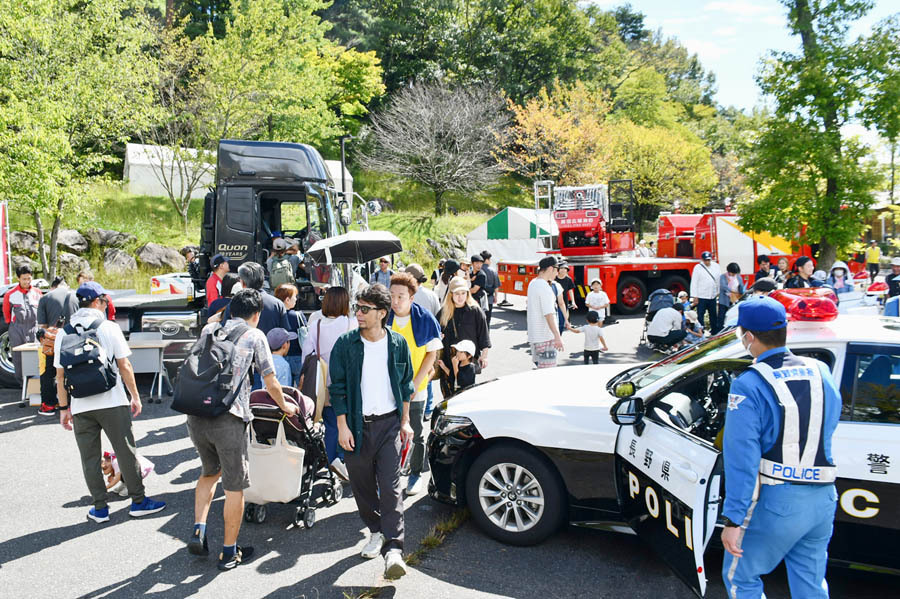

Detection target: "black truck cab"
[198, 139, 340, 283]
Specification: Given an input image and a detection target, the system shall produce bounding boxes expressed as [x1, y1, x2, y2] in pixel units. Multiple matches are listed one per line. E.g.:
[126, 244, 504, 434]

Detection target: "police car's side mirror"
[610, 397, 644, 427]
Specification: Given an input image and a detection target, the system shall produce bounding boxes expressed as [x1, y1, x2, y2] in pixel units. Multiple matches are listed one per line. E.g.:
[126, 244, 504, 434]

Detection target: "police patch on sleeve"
[727, 393, 746, 411]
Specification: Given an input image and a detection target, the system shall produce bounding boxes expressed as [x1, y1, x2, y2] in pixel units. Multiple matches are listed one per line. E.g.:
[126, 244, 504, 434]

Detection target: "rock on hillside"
[85, 228, 136, 249]
[103, 249, 137, 275]
[136, 243, 185, 270]
[57, 229, 89, 254]
[57, 252, 90, 275]
[10, 231, 39, 255]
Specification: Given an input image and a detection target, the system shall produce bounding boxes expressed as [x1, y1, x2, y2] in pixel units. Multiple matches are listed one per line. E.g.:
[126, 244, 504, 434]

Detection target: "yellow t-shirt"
[866, 246, 881, 264]
[392, 318, 430, 392]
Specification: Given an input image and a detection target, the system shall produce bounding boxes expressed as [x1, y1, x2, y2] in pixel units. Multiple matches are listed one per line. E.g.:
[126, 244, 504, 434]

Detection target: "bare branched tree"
[137, 27, 215, 230]
[359, 83, 509, 215]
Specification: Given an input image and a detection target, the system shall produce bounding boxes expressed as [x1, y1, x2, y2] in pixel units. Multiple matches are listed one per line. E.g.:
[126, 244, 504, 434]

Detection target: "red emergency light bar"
[769, 288, 839, 322]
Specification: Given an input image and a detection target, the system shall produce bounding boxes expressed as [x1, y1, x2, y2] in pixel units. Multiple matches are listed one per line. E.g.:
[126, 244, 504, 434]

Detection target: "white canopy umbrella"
[306, 230, 403, 264]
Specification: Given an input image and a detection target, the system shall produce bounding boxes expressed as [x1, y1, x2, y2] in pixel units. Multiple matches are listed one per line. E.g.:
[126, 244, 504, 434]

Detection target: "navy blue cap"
[701, 251, 713, 260]
[211, 253, 228, 268]
[76, 281, 107, 301]
[737, 296, 787, 332]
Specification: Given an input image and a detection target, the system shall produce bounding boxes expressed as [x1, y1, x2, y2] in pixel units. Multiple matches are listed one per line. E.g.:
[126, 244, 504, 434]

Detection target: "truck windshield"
[628, 330, 740, 390]
[282, 201, 322, 236]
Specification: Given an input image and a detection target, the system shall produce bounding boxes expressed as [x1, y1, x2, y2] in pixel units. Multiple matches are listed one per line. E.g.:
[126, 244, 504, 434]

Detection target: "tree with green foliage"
[196, 0, 384, 151]
[359, 84, 509, 215]
[740, 0, 889, 269]
[604, 121, 717, 236]
[0, 0, 158, 279]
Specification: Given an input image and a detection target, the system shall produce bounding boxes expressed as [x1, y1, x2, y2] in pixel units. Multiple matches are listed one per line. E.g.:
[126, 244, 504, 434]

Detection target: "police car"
[428, 290, 900, 596]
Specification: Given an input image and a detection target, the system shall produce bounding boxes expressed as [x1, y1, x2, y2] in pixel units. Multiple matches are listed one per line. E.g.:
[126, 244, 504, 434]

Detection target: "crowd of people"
[639, 249, 900, 354]
[17, 232, 900, 582]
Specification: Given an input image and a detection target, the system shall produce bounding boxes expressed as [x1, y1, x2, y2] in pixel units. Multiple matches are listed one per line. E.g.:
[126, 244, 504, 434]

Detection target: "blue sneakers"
[129, 497, 167, 517]
[87, 507, 110, 523]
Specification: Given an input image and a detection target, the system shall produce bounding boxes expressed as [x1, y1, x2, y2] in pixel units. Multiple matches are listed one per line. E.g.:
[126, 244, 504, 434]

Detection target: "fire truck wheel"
[660, 275, 689, 297]
[616, 276, 647, 315]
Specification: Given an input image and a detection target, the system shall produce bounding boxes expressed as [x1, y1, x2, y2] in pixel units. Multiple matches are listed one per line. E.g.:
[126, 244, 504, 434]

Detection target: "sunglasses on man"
[353, 304, 379, 314]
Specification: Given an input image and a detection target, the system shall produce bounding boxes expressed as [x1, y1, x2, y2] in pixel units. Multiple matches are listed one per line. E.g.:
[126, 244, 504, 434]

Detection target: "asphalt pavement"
[0, 296, 895, 598]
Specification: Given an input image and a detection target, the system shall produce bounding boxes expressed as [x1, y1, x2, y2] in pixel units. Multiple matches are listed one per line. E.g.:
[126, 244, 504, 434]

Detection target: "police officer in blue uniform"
[721, 296, 840, 598]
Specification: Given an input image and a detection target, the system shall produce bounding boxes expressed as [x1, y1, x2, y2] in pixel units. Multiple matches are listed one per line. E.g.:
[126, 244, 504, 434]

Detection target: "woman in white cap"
[437, 277, 490, 396]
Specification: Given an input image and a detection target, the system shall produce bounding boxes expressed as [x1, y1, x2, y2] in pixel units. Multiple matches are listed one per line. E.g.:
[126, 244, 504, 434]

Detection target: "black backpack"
[172, 323, 250, 418]
[58, 319, 119, 398]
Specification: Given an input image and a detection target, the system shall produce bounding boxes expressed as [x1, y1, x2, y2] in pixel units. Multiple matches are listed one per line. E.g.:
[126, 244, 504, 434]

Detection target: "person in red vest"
[4, 265, 43, 385]
[205, 254, 230, 306]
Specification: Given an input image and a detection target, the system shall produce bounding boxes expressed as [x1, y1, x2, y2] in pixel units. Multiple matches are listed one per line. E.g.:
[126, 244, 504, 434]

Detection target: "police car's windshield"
[629, 330, 740, 390]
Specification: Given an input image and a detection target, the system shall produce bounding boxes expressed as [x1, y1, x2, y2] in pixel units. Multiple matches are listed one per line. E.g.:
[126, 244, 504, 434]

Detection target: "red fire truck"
[497, 180, 699, 314]
[496, 182, 814, 314]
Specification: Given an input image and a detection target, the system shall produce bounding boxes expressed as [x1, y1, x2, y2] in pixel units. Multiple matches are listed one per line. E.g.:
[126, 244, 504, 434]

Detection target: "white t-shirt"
[527, 277, 557, 343]
[585, 291, 610, 317]
[413, 286, 441, 316]
[360, 333, 396, 416]
[578, 324, 605, 350]
[647, 307, 683, 338]
[54, 308, 131, 415]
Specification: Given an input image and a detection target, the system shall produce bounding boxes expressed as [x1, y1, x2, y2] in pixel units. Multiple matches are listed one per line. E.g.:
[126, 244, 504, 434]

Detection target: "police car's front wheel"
[466, 444, 565, 546]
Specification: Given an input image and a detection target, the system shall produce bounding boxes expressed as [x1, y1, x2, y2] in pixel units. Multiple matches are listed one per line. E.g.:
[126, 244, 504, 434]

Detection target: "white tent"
[123, 143, 214, 199]
[466, 207, 558, 263]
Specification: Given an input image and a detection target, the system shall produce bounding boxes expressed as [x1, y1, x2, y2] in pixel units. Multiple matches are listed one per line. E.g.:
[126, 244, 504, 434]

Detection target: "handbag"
[728, 290, 742, 305]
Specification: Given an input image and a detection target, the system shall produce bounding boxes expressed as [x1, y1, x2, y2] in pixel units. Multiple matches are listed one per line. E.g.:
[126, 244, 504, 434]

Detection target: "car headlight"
[433, 414, 473, 436]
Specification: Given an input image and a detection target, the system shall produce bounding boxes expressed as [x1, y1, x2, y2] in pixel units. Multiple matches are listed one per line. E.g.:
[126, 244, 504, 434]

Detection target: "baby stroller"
[640, 289, 675, 348]
[243, 386, 341, 529]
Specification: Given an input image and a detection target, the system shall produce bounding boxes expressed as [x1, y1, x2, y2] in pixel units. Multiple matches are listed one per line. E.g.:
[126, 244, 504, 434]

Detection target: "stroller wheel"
[329, 480, 343, 505]
[304, 508, 316, 528]
[254, 504, 267, 524]
[244, 504, 255, 523]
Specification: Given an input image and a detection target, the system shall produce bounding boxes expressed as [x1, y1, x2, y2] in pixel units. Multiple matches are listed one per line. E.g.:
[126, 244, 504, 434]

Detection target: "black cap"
[443, 259, 460, 277]
[538, 256, 558, 271]
[470, 254, 484, 263]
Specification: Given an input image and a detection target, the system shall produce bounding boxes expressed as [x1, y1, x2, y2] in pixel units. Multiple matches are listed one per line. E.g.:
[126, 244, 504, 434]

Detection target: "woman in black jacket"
[437, 276, 490, 396]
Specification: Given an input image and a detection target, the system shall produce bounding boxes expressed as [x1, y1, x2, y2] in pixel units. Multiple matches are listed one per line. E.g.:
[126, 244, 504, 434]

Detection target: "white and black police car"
[428, 289, 900, 596]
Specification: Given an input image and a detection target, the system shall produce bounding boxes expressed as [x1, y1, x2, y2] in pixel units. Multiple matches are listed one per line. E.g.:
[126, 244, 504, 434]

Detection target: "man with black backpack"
[55, 282, 167, 524]
[181, 288, 299, 571]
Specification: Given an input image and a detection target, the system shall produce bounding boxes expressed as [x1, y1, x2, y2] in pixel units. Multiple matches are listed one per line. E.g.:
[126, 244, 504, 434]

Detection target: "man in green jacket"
[330, 283, 415, 580]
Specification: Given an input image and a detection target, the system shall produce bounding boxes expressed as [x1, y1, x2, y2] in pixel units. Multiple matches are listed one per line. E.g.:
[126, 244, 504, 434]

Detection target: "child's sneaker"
[129, 497, 167, 517]
[87, 507, 110, 523]
[217, 546, 254, 571]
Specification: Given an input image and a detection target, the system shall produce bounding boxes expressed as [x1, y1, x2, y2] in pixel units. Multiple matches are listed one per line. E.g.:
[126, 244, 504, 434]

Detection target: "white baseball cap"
[451, 339, 476, 356]
[892, 257, 900, 266]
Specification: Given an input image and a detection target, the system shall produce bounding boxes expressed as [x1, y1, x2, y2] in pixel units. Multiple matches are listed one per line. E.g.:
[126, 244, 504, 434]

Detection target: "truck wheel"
[466, 444, 565, 546]
[660, 275, 689, 297]
[0, 320, 18, 389]
[615, 276, 647, 315]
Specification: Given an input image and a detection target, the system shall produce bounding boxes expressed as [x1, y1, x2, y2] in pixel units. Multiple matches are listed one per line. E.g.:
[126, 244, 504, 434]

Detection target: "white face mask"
[833, 269, 845, 278]
[736, 329, 753, 353]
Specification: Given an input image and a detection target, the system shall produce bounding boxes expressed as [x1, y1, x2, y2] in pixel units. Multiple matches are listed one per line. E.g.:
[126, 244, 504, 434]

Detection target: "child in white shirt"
[570, 310, 608, 363]
[585, 279, 610, 321]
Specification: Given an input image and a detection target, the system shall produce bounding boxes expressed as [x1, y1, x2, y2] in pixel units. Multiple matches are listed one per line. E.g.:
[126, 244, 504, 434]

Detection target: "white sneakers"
[360, 532, 385, 559]
[384, 549, 407, 580]
[405, 475, 424, 496]
[330, 458, 350, 482]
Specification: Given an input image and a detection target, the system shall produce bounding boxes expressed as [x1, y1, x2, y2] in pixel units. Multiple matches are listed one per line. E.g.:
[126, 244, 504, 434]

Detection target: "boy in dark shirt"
[451, 340, 477, 392]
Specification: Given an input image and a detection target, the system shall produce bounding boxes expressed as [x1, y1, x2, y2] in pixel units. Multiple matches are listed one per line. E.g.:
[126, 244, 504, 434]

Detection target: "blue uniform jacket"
[722, 347, 841, 523]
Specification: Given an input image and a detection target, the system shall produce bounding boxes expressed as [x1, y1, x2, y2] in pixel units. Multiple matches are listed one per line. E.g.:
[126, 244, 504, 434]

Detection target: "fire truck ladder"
[534, 180, 555, 252]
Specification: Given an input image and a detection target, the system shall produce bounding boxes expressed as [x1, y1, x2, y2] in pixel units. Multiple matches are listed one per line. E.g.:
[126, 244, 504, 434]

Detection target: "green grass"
[353, 170, 531, 213]
[9, 171, 529, 290]
[404, 508, 470, 567]
[364, 211, 486, 274]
